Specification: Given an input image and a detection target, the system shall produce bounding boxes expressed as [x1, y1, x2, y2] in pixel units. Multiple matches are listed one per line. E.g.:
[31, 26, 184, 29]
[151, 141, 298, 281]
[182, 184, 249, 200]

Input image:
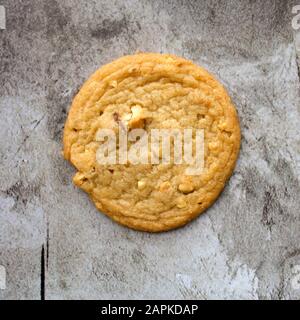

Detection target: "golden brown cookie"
[63, 53, 240, 232]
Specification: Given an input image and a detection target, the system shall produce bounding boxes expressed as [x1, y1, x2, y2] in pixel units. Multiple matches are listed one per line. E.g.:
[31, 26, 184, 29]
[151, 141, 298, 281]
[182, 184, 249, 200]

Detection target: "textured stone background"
[0, 0, 300, 300]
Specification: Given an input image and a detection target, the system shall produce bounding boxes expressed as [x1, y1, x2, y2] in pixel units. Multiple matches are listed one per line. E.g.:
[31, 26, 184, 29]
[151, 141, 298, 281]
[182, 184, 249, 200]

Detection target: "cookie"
[63, 53, 240, 232]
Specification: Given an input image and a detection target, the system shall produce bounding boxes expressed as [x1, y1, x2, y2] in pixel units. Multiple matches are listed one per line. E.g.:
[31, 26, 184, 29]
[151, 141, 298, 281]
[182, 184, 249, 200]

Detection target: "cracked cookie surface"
[63, 53, 241, 232]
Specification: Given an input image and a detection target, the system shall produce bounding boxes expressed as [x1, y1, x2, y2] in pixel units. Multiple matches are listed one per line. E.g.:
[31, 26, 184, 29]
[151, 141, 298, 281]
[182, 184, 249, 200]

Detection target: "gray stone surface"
[0, 0, 299, 300]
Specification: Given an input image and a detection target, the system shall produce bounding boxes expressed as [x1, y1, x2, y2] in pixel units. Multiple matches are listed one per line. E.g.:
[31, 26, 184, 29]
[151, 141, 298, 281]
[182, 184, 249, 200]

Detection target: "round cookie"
[63, 53, 240, 232]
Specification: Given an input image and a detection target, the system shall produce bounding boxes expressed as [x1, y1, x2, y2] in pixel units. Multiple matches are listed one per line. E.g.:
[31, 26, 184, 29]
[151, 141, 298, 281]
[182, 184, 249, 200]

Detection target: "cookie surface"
[63, 53, 240, 232]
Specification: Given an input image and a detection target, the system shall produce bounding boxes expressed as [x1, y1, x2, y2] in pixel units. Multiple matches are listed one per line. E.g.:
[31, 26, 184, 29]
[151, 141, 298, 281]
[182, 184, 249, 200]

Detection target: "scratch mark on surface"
[14, 114, 46, 156]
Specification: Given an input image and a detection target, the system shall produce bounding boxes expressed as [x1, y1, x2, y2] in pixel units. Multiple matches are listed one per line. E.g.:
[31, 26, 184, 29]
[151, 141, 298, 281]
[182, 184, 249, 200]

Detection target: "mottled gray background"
[0, 0, 300, 300]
